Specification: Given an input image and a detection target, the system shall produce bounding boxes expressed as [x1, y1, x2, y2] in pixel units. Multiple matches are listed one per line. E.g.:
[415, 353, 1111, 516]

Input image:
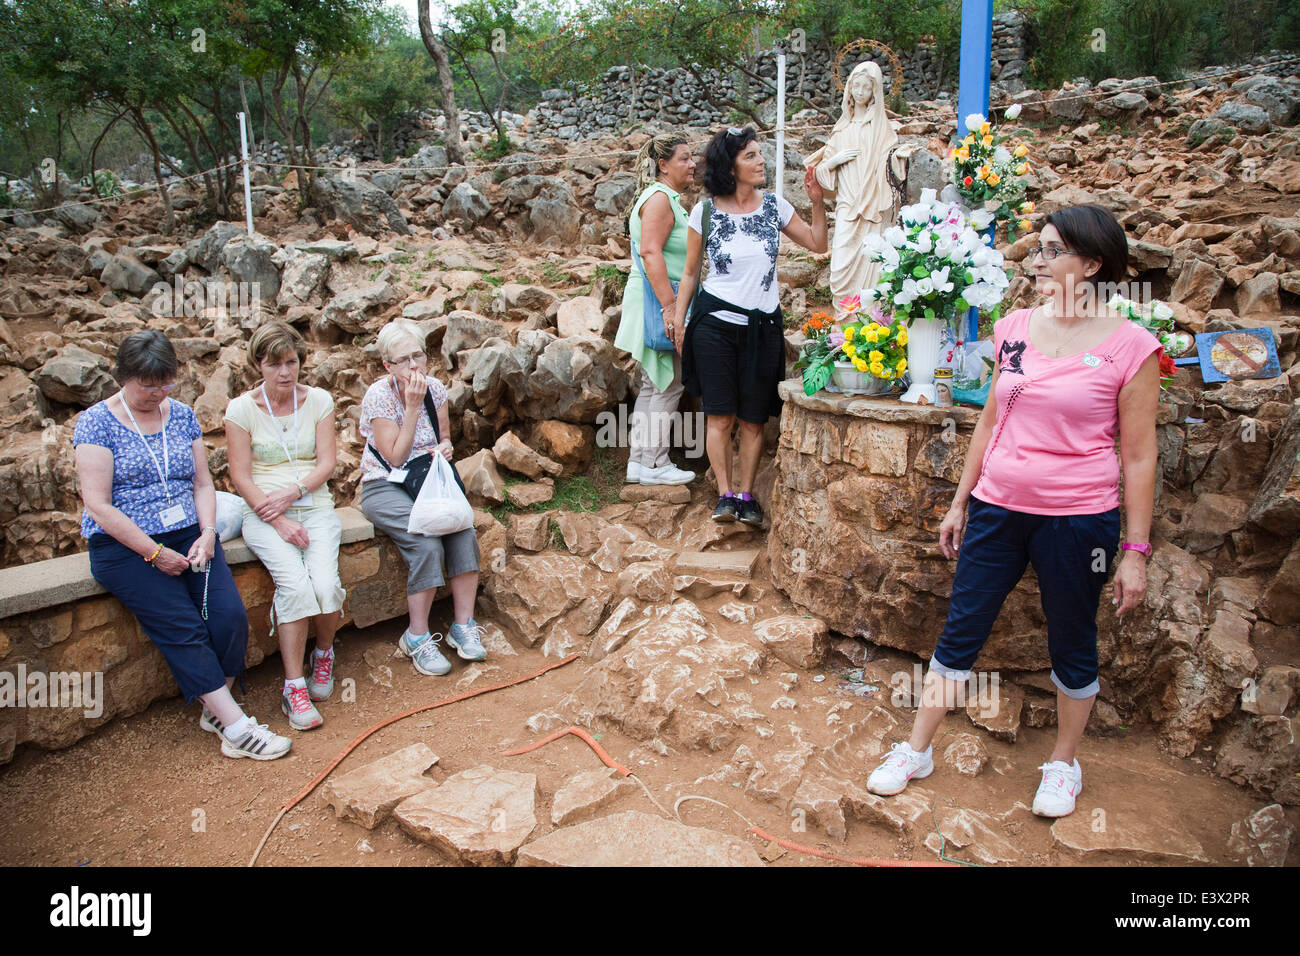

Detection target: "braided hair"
[627, 133, 689, 217]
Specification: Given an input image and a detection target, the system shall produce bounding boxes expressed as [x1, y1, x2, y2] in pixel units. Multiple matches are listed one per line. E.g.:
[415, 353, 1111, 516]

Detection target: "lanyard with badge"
[121, 396, 188, 529]
[261, 383, 312, 507]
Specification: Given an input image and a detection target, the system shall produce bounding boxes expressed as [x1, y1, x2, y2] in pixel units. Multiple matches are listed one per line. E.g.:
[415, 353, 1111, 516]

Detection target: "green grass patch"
[486, 445, 625, 525]
[595, 263, 627, 297]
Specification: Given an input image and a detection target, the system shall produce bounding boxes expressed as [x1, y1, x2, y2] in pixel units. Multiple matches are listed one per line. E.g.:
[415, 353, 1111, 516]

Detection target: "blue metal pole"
[958, 0, 994, 343]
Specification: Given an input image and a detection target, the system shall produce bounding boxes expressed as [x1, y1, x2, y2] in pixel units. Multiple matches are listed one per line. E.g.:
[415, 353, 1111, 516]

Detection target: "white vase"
[899, 313, 946, 404]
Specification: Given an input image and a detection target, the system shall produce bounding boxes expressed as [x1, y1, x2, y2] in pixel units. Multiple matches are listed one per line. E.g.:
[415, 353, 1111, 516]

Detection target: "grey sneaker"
[307, 650, 335, 701]
[221, 718, 292, 761]
[281, 685, 324, 731]
[446, 619, 488, 661]
[199, 708, 226, 735]
[398, 629, 452, 676]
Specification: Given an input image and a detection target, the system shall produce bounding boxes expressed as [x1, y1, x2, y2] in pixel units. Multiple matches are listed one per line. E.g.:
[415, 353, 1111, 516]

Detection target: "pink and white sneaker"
[308, 651, 335, 701]
[866, 742, 934, 796]
[1032, 759, 1082, 817]
[281, 684, 323, 731]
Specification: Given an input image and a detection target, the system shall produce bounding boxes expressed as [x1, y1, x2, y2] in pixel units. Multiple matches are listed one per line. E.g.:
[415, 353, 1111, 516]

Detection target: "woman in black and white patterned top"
[673, 126, 827, 526]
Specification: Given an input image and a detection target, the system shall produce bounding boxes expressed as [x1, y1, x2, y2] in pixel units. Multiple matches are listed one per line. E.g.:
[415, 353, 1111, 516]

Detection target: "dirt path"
[0, 560, 1279, 867]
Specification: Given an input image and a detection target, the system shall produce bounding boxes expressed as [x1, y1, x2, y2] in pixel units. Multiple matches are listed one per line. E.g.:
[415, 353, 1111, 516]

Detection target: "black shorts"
[690, 312, 784, 423]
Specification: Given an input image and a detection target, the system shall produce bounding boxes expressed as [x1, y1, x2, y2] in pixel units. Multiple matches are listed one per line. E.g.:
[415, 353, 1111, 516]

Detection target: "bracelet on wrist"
[145, 543, 163, 564]
[201, 526, 217, 537]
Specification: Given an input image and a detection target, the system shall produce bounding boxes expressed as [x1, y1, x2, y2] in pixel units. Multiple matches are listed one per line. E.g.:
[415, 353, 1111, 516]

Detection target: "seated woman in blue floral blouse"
[73, 330, 291, 761]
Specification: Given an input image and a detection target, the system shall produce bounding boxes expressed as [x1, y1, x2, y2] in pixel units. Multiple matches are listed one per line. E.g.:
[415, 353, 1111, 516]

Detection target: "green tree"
[332, 12, 437, 160]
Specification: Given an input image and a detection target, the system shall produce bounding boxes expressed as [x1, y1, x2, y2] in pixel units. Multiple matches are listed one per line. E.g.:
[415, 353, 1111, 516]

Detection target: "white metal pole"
[238, 111, 254, 235]
[775, 52, 786, 203]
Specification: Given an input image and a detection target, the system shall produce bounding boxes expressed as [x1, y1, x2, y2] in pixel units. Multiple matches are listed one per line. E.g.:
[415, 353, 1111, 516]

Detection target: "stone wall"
[529, 13, 1028, 141]
[768, 381, 1300, 805]
[0, 508, 509, 763]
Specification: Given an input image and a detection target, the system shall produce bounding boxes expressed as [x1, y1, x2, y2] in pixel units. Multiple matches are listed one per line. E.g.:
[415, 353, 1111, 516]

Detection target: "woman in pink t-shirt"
[867, 205, 1162, 818]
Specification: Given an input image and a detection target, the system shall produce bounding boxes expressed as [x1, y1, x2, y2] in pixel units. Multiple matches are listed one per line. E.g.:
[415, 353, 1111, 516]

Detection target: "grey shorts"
[360, 479, 480, 593]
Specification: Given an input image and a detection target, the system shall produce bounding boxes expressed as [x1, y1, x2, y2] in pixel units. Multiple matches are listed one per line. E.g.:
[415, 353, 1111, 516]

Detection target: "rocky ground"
[1, 61, 1299, 865]
[0, 485, 1289, 867]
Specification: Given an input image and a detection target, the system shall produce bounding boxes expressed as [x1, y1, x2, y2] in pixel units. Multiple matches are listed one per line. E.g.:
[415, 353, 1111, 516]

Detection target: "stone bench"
[0, 507, 424, 762]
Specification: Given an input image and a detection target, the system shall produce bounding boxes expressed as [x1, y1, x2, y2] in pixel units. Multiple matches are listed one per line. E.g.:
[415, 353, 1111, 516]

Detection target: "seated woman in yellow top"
[225, 322, 343, 732]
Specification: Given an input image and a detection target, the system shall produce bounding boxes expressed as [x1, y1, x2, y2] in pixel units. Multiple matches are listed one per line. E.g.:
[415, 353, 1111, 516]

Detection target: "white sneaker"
[866, 742, 934, 796]
[221, 718, 292, 760]
[1032, 759, 1082, 817]
[625, 461, 642, 483]
[199, 708, 226, 735]
[398, 629, 452, 676]
[639, 462, 695, 485]
[281, 684, 324, 731]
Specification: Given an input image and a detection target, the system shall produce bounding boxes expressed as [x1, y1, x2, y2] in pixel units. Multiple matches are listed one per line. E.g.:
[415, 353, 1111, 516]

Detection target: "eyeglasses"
[135, 381, 177, 393]
[387, 350, 426, 367]
[1027, 245, 1082, 261]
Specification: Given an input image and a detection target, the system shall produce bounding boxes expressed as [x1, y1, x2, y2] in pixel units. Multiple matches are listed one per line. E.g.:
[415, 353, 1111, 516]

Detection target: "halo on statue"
[831, 39, 902, 96]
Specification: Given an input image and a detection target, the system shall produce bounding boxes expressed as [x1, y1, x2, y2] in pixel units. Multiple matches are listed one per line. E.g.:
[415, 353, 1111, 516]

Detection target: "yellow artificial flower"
[977, 165, 990, 180]
[987, 173, 1001, 186]
[869, 362, 885, 376]
[896, 358, 907, 372]
[980, 122, 991, 136]
[1018, 218, 1032, 232]
[896, 328, 908, 346]
[853, 358, 868, 372]
[862, 326, 878, 343]
[868, 350, 885, 363]
[955, 146, 969, 161]
[963, 134, 974, 147]
[844, 343, 856, 358]
[845, 325, 856, 341]
[1014, 143, 1029, 158]
[1016, 162, 1030, 175]
[982, 135, 994, 147]
[1020, 200, 1035, 213]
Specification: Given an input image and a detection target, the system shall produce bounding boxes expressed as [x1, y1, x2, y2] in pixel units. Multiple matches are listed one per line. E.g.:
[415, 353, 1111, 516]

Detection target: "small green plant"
[595, 263, 627, 297]
[0, 180, 11, 209]
[474, 134, 516, 163]
[481, 274, 504, 287]
[92, 169, 122, 198]
[537, 262, 575, 286]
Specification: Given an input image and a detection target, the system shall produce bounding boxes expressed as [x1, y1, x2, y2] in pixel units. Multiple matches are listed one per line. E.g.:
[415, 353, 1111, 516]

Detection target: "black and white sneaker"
[221, 717, 292, 761]
[711, 495, 738, 522]
[736, 496, 765, 527]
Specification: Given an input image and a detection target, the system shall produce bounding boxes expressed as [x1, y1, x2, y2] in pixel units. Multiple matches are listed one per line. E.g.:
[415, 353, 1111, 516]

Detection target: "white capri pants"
[238, 505, 346, 629]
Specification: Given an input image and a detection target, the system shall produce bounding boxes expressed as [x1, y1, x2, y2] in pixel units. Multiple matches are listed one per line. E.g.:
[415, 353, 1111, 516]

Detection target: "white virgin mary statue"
[807, 61, 914, 304]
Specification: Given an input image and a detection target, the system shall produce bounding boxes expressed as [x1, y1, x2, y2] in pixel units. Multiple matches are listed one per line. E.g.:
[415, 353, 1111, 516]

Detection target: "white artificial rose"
[1152, 301, 1174, 320]
[1005, 103, 1023, 120]
[965, 113, 985, 133]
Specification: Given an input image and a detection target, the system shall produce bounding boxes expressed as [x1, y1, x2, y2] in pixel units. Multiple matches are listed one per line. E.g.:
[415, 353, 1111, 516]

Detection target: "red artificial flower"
[963, 175, 973, 187]
[1158, 350, 1177, 379]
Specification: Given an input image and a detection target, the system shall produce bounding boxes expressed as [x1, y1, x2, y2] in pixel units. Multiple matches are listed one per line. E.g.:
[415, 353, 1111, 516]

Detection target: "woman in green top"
[613, 133, 698, 486]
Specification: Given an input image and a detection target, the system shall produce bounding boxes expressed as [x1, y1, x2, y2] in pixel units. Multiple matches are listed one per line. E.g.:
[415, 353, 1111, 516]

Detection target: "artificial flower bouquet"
[861, 189, 1011, 324]
[1108, 294, 1189, 390]
[949, 105, 1035, 241]
[799, 296, 908, 395]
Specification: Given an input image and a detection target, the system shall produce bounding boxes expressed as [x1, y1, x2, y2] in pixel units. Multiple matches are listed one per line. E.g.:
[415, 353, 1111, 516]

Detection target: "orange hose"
[501, 725, 632, 776]
[249, 652, 580, 866]
[749, 827, 956, 867]
[502, 728, 956, 868]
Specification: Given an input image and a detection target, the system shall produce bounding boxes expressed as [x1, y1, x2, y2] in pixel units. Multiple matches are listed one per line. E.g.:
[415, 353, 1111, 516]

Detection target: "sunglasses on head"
[726, 126, 751, 139]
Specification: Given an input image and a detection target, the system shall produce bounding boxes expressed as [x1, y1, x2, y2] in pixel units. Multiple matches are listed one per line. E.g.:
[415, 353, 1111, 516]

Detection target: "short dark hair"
[702, 126, 758, 197]
[114, 329, 177, 384]
[1043, 204, 1129, 288]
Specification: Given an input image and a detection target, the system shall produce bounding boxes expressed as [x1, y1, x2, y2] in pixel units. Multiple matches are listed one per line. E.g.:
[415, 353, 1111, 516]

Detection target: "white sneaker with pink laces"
[308, 650, 335, 701]
[281, 684, 323, 731]
[1032, 759, 1082, 817]
[866, 742, 934, 796]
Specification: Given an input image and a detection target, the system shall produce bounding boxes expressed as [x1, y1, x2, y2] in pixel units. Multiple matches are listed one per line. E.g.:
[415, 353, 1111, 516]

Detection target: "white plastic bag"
[407, 453, 475, 536]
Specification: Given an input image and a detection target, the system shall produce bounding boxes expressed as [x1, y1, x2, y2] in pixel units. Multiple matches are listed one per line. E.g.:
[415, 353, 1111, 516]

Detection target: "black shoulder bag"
[367, 388, 466, 499]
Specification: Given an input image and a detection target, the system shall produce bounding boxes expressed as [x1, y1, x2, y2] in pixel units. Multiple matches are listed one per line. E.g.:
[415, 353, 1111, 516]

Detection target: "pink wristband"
[1121, 541, 1152, 557]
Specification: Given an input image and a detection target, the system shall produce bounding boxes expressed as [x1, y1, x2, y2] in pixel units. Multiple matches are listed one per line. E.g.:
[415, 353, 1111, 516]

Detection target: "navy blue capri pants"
[89, 524, 249, 703]
[929, 496, 1120, 699]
